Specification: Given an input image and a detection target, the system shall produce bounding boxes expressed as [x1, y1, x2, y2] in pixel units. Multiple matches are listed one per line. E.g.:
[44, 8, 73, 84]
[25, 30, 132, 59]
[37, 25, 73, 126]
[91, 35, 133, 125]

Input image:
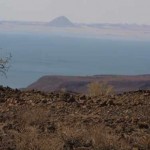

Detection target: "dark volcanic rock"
[0, 86, 150, 150]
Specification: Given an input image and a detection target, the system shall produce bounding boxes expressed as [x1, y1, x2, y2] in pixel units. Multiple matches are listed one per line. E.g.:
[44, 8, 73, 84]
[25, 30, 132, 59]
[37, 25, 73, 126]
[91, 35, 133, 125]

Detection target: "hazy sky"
[0, 0, 150, 24]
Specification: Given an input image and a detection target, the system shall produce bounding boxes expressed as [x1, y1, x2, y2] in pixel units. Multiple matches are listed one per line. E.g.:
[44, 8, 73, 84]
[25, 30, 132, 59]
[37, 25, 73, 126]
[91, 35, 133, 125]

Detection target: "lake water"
[0, 32, 150, 88]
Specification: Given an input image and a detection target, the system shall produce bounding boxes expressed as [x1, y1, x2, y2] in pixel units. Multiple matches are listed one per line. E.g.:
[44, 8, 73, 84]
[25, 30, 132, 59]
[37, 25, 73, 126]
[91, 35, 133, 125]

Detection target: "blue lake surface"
[0, 32, 150, 88]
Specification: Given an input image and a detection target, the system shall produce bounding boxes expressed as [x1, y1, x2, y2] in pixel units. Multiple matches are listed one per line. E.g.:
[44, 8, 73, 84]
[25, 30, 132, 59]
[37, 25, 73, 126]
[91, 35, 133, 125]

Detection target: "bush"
[87, 81, 114, 97]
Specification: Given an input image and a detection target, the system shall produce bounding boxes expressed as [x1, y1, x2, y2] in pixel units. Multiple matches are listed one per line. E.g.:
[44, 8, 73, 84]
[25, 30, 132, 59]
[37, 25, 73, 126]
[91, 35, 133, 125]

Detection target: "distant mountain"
[47, 16, 75, 27]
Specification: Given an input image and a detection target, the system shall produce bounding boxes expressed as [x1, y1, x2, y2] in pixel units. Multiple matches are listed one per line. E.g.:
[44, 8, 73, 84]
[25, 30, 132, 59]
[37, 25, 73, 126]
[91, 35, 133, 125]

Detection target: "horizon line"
[1, 16, 150, 26]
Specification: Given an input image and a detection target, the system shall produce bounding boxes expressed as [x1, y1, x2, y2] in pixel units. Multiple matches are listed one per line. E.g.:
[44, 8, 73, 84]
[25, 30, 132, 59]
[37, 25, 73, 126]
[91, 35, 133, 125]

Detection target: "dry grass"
[14, 128, 63, 150]
[1, 89, 149, 150]
[14, 116, 120, 150]
[9, 106, 148, 150]
[87, 81, 114, 97]
[89, 126, 131, 150]
[59, 126, 92, 149]
[12, 106, 63, 150]
[132, 134, 150, 150]
[16, 106, 49, 129]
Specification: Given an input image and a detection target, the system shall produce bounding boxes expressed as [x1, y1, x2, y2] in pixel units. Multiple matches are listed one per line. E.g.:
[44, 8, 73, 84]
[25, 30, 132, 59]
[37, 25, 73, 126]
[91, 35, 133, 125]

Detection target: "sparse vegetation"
[87, 81, 114, 97]
[0, 87, 150, 150]
[0, 53, 11, 77]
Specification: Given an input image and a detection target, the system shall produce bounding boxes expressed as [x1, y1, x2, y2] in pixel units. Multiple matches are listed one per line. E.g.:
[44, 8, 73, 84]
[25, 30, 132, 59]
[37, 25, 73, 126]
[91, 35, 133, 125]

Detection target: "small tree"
[0, 54, 11, 77]
[87, 81, 114, 97]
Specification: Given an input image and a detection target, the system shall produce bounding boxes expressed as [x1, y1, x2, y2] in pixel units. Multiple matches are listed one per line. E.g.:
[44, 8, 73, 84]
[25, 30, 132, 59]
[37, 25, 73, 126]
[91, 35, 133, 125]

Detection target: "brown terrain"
[27, 75, 150, 93]
[0, 86, 150, 150]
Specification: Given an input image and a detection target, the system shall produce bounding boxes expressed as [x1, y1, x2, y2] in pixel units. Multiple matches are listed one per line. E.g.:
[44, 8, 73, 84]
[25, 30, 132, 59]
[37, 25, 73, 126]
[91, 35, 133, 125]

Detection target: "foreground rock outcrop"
[0, 86, 150, 150]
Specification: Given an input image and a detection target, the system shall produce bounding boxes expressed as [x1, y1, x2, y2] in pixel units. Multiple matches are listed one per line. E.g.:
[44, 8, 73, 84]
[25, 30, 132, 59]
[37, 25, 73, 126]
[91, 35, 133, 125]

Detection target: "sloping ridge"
[27, 75, 150, 93]
[48, 16, 75, 27]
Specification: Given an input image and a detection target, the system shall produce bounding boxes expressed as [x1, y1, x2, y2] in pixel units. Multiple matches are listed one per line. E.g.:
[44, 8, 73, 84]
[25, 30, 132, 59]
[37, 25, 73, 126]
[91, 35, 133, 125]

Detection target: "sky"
[0, 0, 150, 24]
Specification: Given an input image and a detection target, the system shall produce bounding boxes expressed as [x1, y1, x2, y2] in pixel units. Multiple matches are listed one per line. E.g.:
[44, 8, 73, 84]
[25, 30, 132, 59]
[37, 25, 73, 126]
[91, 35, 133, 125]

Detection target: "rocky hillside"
[27, 75, 150, 93]
[0, 86, 150, 150]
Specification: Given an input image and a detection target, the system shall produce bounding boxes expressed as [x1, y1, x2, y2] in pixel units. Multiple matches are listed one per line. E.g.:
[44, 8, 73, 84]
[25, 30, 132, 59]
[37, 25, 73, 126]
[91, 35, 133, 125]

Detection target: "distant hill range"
[27, 75, 150, 93]
[1, 16, 150, 39]
[1, 16, 150, 29]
